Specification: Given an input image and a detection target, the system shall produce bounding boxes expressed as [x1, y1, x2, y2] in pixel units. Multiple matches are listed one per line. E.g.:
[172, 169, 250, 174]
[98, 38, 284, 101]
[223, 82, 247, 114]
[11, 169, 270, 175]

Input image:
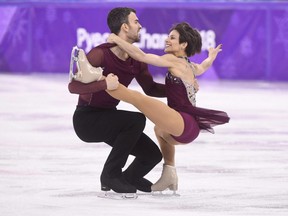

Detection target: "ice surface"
[0, 74, 288, 216]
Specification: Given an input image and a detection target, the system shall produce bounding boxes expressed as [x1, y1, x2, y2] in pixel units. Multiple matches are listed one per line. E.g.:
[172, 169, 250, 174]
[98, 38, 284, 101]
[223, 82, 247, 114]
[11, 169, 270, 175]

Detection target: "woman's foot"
[151, 164, 178, 192]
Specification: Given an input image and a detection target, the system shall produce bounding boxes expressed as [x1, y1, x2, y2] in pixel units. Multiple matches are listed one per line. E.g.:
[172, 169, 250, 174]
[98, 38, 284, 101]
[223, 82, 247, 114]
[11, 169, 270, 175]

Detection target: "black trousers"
[73, 106, 162, 181]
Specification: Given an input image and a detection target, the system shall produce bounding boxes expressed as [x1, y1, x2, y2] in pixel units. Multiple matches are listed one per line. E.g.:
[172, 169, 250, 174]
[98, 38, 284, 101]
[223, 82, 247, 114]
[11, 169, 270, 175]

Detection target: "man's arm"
[135, 62, 166, 97]
[68, 79, 107, 94]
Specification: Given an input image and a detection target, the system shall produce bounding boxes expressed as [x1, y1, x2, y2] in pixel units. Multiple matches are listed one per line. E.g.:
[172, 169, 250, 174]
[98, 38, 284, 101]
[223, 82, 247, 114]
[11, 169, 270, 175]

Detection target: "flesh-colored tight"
[106, 84, 184, 166]
[107, 84, 184, 137]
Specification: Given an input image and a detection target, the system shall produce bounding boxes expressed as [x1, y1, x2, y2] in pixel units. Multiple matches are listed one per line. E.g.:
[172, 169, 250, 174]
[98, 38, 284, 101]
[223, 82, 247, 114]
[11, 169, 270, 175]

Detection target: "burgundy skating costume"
[165, 61, 230, 143]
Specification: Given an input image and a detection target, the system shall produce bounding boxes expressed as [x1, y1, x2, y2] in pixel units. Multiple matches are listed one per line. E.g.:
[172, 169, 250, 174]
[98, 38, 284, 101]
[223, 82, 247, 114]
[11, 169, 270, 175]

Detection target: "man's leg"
[73, 107, 146, 193]
[123, 133, 162, 192]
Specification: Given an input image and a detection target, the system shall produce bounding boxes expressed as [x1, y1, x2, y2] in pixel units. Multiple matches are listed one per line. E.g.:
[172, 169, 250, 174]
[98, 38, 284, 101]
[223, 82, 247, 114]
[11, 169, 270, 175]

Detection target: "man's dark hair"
[107, 7, 136, 34]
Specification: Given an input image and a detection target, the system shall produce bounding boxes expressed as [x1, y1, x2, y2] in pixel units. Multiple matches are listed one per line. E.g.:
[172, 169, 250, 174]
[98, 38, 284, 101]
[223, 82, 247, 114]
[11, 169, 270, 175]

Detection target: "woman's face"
[164, 30, 185, 55]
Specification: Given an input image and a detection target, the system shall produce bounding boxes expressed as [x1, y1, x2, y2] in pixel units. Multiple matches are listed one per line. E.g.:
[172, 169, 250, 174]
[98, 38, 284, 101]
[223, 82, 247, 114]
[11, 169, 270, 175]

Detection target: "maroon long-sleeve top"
[68, 43, 166, 108]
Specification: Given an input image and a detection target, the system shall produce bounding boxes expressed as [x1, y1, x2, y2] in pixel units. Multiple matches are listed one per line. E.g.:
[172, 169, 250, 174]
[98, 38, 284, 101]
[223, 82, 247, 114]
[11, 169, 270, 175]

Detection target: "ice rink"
[0, 73, 287, 216]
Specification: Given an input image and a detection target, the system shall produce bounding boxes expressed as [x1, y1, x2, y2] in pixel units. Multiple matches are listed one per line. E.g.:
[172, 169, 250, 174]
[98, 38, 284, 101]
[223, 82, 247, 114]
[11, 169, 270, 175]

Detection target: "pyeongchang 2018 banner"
[0, 3, 287, 81]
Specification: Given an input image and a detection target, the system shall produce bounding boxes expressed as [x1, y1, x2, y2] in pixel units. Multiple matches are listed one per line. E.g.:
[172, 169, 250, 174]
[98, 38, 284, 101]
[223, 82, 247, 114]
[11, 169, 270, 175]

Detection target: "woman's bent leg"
[152, 126, 178, 192]
[107, 84, 184, 136]
[154, 126, 176, 166]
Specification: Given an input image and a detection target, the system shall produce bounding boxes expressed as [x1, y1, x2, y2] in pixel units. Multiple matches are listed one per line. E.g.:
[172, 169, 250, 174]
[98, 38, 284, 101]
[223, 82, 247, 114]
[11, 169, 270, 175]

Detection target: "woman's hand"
[208, 44, 222, 61]
[107, 33, 117, 43]
[105, 73, 119, 90]
[194, 44, 223, 76]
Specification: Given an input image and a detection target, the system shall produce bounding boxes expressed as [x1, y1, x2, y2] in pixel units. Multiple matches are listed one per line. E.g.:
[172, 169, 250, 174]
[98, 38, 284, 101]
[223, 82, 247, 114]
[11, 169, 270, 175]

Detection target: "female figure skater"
[106, 22, 230, 193]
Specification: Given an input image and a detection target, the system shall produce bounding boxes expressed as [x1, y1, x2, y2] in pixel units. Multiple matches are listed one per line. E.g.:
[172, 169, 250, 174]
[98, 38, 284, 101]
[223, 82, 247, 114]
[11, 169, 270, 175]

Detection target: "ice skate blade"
[98, 191, 138, 200]
[152, 190, 180, 197]
[122, 193, 138, 199]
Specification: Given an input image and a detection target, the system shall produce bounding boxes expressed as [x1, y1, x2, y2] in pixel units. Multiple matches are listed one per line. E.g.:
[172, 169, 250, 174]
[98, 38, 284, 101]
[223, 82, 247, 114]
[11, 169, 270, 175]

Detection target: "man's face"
[125, 12, 142, 43]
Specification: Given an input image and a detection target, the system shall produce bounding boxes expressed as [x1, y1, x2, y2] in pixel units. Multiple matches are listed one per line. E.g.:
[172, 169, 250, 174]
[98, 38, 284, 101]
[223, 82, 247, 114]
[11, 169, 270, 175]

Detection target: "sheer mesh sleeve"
[135, 62, 166, 97]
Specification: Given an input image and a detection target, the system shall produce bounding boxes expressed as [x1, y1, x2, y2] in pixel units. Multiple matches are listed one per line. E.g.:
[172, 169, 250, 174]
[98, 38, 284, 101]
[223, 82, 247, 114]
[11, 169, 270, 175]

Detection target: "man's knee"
[130, 112, 146, 131]
[146, 140, 162, 165]
[153, 148, 163, 164]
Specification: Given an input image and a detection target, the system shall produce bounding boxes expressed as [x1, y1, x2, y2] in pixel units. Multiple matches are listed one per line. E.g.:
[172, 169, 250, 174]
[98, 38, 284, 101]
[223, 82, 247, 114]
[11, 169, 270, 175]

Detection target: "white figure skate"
[69, 46, 103, 83]
[151, 164, 179, 196]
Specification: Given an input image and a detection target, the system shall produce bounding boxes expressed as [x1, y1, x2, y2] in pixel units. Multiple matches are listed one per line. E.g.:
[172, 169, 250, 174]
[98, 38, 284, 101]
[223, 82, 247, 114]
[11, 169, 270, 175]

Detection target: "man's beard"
[130, 33, 140, 43]
[134, 35, 140, 43]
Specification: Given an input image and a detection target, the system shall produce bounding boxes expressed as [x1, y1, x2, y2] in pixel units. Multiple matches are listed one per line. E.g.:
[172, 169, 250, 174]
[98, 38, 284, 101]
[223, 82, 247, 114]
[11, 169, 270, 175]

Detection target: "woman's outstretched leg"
[106, 84, 184, 137]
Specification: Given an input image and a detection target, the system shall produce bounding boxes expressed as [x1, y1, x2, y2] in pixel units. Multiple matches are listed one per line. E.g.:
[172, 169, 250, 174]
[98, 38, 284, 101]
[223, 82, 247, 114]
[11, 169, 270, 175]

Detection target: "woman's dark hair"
[169, 22, 202, 57]
[107, 7, 136, 34]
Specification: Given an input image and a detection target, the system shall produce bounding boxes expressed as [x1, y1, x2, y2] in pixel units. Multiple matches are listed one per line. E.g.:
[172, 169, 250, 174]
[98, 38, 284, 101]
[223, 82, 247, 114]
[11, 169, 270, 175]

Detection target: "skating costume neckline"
[166, 56, 197, 106]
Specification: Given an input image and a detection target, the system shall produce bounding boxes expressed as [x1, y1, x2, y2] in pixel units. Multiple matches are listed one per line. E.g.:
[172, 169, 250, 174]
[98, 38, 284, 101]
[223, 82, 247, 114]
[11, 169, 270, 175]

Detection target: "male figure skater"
[68, 7, 165, 194]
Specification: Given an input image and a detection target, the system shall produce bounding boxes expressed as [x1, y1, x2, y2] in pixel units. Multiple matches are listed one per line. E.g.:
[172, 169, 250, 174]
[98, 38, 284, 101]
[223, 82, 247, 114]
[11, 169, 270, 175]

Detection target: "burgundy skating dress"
[165, 68, 230, 143]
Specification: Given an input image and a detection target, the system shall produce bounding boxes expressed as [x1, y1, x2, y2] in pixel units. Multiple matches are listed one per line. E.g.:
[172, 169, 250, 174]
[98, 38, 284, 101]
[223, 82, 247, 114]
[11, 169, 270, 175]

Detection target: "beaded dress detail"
[183, 81, 196, 106]
[165, 57, 230, 133]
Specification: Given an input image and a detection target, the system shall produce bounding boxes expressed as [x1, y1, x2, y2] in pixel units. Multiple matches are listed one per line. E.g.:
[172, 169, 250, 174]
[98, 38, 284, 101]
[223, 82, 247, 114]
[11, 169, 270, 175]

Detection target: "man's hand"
[106, 73, 119, 90]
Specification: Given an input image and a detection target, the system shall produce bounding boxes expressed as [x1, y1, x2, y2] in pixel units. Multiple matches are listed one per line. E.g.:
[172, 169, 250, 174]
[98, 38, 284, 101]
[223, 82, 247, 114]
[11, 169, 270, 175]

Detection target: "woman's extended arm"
[193, 44, 222, 76]
[108, 33, 174, 68]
